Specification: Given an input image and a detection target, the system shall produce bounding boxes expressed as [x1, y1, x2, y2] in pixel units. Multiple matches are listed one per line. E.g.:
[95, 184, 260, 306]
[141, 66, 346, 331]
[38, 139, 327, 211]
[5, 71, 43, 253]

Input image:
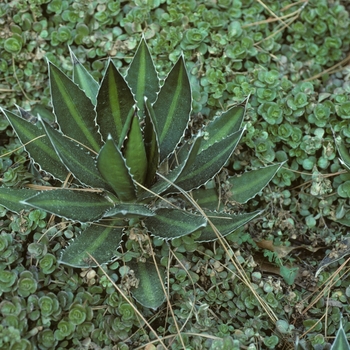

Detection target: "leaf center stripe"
[53, 69, 100, 152]
[159, 66, 183, 143]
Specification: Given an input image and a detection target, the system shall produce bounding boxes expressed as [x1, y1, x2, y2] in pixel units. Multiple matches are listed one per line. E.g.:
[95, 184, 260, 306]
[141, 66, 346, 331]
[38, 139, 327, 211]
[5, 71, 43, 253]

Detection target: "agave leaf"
[174, 129, 244, 191]
[229, 163, 284, 203]
[137, 160, 186, 201]
[2, 109, 68, 181]
[335, 135, 350, 171]
[123, 114, 148, 186]
[69, 47, 99, 105]
[0, 188, 42, 213]
[191, 187, 225, 212]
[200, 105, 245, 152]
[330, 317, 350, 350]
[159, 134, 203, 189]
[22, 189, 114, 222]
[49, 62, 101, 152]
[126, 37, 159, 114]
[128, 260, 165, 309]
[191, 163, 283, 208]
[97, 135, 137, 202]
[195, 210, 263, 242]
[104, 203, 155, 218]
[172, 134, 205, 174]
[117, 105, 136, 149]
[138, 166, 184, 201]
[96, 60, 135, 144]
[171, 133, 203, 170]
[143, 98, 160, 187]
[59, 220, 123, 268]
[153, 56, 192, 162]
[138, 134, 203, 201]
[144, 208, 207, 239]
[39, 118, 108, 190]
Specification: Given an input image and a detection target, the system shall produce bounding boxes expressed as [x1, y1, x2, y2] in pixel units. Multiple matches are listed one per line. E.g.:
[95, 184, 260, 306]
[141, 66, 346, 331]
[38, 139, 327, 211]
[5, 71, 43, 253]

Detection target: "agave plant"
[0, 38, 281, 308]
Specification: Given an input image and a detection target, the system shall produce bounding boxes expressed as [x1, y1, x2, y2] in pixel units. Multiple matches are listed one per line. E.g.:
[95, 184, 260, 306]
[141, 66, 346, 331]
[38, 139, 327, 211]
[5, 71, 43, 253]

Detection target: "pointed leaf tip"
[145, 208, 207, 239]
[229, 163, 284, 204]
[124, 114, 148, 186]
[39, 118, 108, 189]
[49, 61, 101, 151]
[129, 260, 166, 309]
[69, 47, 99, 105]
[96, 59, 135, 144]
[97, 136, 137, 201]
[330, 316, 350, 350]
[59, 221, 123, 268]
[126, 38, 159, 114]
[3, 109, 68, 181]
[152, 56, 192, 161]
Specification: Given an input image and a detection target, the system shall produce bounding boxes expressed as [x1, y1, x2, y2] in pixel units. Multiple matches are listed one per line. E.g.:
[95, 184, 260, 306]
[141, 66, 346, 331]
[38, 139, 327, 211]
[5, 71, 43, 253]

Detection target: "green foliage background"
[1, 0, 350, 349]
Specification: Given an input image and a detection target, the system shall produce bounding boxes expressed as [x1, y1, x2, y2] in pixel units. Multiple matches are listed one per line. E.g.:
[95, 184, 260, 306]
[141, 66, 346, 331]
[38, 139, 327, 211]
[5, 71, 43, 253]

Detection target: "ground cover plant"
[1, 0, 350, 349]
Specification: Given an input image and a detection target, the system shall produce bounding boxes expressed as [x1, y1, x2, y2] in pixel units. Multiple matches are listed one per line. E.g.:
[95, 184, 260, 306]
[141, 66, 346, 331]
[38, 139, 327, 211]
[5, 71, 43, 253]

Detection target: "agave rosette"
[0, 39, 282, 307]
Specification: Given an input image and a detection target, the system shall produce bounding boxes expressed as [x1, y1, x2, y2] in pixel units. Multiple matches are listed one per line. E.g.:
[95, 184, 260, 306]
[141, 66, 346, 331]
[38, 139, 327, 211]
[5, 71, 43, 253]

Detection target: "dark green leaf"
[49, 62, 101, 152]
[23, 189, 114, 222]
[129, 260, 165, 309]
[145, 208, 207, 239]
[331, 317, 350, 350]
[59, 220, 123, 267]
[139, 135, 202, 200]
[105, 203, 155, 217]
[124, 114, 148, 186]
[3, 109, 68, 181]
[117, 105, 136, 149]
[172, 133, 203, 170]
[143, 99, 159, 187]
[201, 105, 245, 152]
[40, 118, 108, 189]
[0, 188, 41, 213]
[174, 129, 244, 191]
[126, 38, 159, 114]
[70, 47, 99, 105]
[96, 135, 137, 201]
[96, 60, 135, 144]
[153, 57, 191, 162]
[229, 163, 283, 203]
[195, 210, 263, 242]
[191, 187, 224, 212]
